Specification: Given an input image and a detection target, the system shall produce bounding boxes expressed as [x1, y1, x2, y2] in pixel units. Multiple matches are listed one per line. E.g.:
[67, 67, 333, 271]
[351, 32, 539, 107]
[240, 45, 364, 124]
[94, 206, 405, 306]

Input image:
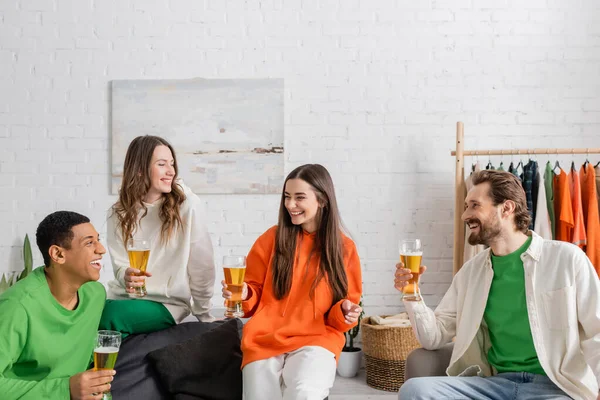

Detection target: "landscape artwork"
[111, 78, 284, 194]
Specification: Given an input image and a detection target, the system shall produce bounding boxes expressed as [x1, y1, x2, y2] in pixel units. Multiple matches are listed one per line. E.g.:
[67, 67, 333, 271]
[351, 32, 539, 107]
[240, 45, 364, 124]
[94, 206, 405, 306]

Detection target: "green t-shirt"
[0, 267, 106, 399]
[484, 236, 545, 375]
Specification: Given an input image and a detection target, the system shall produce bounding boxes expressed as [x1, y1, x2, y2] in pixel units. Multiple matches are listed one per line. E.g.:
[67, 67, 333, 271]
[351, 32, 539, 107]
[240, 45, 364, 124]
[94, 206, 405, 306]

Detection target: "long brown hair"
[272, 164, 348, 305]
[113, 135, 185, 245]
[471, 170, 531, 233]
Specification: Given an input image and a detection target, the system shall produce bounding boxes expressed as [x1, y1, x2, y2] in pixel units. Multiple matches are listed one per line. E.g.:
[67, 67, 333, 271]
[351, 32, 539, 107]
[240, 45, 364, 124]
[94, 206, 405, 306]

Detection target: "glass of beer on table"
[94, 330, 121, 400]
[127, 238, 150, 298]
[400, 239, 423, 302]
[223, 255, 246, 318]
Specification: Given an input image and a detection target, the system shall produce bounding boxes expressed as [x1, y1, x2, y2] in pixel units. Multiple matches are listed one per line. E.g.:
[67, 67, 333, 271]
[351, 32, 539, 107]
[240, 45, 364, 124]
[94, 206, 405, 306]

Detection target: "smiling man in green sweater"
[0, 211, 115, 400]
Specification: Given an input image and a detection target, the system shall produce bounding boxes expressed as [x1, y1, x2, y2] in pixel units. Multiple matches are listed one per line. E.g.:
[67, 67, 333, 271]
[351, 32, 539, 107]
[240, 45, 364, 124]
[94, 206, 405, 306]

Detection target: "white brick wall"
[1, 0, 600, 318]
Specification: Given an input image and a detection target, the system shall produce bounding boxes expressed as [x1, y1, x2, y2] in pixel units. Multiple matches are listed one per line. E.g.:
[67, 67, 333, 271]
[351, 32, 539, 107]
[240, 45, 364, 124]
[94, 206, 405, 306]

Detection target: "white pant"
[243, 345, 336, 400]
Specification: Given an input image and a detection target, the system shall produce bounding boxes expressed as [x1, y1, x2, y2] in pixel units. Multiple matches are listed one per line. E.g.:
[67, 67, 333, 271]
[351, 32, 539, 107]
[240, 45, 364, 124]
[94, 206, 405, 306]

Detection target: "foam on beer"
[399, 251, 423, 256]
[95, 346, 119, 354]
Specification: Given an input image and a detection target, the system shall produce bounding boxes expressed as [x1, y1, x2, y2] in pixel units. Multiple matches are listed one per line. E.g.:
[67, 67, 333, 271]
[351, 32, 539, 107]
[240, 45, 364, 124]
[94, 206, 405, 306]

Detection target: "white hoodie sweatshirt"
[107, 181, 215, 323]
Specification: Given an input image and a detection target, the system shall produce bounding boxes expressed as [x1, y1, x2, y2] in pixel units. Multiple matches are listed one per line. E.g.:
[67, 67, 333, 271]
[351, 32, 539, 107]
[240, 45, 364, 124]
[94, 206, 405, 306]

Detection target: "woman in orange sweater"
[222, 164, 363, 400]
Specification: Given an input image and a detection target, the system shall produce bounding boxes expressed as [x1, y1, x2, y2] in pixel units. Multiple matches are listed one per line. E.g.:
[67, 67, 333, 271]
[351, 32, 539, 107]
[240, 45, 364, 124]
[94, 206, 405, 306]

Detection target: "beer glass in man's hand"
[222, 255, 247, 318]
[397, 239, 423, 302]
[93, 330, 121, 400]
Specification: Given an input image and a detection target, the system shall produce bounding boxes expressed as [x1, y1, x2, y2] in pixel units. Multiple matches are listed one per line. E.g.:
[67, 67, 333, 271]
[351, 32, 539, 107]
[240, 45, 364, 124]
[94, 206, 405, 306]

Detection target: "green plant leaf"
[19, 234, 33, 281]
[0, 274, 9, 295]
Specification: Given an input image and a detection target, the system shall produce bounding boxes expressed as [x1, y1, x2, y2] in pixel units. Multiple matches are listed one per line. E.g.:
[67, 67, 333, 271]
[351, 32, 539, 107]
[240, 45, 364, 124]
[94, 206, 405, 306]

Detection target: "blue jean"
[398, 372, 571, 400]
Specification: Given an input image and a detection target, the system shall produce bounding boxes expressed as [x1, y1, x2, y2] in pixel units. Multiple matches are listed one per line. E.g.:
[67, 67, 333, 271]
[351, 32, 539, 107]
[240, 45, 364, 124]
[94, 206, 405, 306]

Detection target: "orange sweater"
[240, 226, 362, 368]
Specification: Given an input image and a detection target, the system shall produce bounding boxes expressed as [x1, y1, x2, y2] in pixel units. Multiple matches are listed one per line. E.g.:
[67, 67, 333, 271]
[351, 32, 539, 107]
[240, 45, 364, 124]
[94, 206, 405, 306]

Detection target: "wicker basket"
[361, 316, 421, 392]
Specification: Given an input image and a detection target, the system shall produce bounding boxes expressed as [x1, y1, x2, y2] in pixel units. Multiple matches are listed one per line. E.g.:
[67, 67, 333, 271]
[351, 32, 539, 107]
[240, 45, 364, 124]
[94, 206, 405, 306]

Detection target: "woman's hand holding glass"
[221, 280, 248, 318]
[221, 280, 248, 302]
[123, 267, 152, 294]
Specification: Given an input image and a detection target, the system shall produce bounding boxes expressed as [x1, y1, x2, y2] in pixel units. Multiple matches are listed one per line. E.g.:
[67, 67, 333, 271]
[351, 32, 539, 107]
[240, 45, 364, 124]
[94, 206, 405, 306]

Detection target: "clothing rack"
[451, 121, 600, 275]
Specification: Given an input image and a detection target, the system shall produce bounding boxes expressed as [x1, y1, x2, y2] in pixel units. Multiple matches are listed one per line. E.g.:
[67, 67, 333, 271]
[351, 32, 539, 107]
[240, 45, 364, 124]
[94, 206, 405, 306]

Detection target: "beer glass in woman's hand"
[222, 255, 246, 318]
[126, 238, 150, 298]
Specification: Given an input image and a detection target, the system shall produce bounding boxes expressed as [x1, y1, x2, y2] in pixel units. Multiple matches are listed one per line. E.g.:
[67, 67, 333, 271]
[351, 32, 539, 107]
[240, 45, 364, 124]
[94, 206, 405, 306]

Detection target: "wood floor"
[329, 370, 398, 400]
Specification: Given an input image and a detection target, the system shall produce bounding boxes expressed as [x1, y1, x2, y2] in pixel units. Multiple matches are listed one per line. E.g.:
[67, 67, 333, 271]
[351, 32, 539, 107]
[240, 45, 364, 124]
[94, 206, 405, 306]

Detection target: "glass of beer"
[127, 238, 150, 298]
[223, 255, 246, 318]
[400, 239, 423, 302]
[94, 330, 121, 400]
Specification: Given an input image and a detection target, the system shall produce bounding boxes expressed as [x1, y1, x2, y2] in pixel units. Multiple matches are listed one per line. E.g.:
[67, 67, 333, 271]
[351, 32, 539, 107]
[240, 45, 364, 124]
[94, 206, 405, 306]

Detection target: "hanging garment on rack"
[463, 162, 485, 263]
[580, 164, 600, 276]
[508, 162, 520, 179]
[531, 161, 539, 227]
[596, 164, 600, 214]
[534, 168, 552, 240]
[569, 168, 587, 249]
[511, 161, 526, 181]
[554, 170, 574, 243]
[544, 161, 556, 239]
[522, 161, 536, 230]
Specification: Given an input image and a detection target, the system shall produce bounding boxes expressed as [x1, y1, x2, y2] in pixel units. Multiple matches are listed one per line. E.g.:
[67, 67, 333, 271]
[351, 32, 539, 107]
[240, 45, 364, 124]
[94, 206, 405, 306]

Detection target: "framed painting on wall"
[111, 78, 284, 194]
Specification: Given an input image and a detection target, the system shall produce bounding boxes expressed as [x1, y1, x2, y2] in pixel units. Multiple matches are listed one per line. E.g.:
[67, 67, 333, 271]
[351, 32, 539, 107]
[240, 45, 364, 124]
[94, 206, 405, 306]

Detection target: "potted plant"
[337, 300, 364, 378]
[0, 235, 33, 295]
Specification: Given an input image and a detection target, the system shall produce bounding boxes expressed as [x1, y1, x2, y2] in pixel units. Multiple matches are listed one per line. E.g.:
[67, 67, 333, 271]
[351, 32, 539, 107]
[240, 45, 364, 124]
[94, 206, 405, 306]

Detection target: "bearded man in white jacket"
[395, 170, 600, 400]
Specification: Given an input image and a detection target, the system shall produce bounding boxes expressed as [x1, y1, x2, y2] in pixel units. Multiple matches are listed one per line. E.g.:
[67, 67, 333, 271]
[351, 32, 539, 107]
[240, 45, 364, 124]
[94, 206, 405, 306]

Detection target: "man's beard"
[467, 215, 502, 246]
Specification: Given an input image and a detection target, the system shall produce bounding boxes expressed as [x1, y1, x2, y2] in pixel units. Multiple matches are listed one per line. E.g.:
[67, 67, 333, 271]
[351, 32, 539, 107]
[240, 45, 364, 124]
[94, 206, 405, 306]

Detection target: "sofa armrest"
[404, 343, 454, 380]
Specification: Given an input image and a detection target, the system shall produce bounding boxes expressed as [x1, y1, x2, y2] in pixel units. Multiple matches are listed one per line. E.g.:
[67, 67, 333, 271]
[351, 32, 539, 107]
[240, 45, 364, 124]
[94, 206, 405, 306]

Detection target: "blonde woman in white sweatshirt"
[100, 135, 215, 337]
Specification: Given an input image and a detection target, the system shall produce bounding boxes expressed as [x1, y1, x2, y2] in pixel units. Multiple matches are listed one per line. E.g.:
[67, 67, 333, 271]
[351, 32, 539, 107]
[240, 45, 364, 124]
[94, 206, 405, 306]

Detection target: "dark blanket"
[111, 319, 242, 400]
[147, 318, 243, 400]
